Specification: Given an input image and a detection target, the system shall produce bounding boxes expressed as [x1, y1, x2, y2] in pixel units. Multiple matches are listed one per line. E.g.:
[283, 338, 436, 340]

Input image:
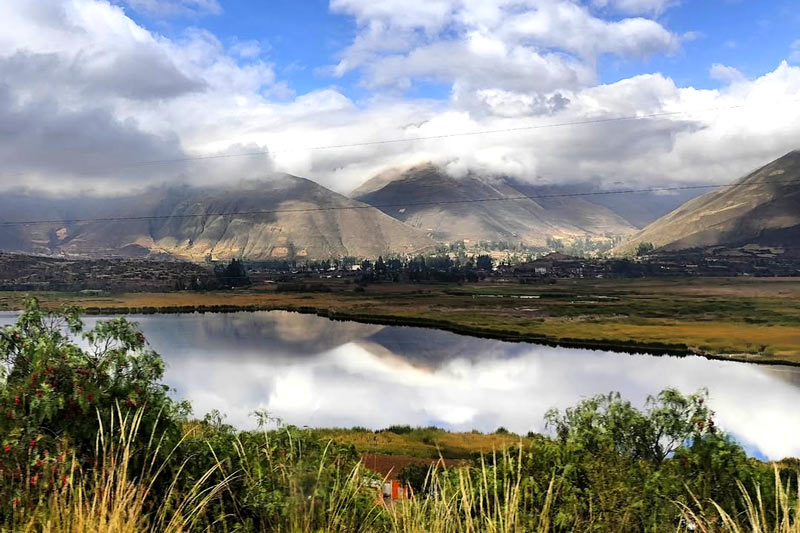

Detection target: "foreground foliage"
[1, 300, 798, 532]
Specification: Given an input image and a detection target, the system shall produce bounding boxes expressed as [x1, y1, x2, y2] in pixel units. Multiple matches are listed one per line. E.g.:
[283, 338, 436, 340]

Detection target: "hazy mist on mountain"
[352, 163, 638, 245]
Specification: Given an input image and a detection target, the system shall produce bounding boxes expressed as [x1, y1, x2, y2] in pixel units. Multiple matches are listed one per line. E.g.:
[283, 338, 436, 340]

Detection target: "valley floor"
[2, 276, 800, 364]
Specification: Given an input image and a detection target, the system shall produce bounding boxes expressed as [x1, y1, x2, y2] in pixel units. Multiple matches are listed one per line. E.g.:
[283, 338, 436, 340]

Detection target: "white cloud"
[0, 0, 799, 200]
[329, 0, 680, 96]
[119, 0, 222, 18]
[0, 0, 277, 190]
[230, 39, 264, 59]
[591, 0, 680, 16]
[791, 40, 800, 64]
[710, 63, 746, 84]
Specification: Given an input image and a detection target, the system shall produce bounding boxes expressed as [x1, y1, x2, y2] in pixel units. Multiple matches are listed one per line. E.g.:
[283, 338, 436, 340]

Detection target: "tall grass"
[679, 467, 800, 533]
[5, 407, 229, 533]
[387, 447, 555, 533]
[5, 418, 798, 533]
[203, 425, 387, 532]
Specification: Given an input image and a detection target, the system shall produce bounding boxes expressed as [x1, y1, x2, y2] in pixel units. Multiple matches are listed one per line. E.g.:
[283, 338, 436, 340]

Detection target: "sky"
[1, 0, 799, 195]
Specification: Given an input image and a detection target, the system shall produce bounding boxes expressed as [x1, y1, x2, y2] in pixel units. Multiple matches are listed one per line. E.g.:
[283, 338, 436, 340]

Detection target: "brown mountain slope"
[352, 163, 636, 245]
[0, 175, 435, 260]
[614, 151, 800, 255]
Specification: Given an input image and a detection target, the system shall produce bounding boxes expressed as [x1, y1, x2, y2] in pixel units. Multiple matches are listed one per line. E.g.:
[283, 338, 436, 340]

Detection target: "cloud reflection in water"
[2, 311, 798, 460]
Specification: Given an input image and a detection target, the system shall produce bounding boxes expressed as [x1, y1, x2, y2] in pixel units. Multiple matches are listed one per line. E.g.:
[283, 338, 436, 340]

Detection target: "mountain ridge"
[0, 175, 436, 261]
[352, 163, 638, 245]
[613, 150, 800, 254]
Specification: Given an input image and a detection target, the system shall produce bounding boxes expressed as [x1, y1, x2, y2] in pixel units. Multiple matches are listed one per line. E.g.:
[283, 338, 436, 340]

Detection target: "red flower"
[36, 460, 42, 469]
[31, 475, 38, 486]
[4, 445, 10, 453]
[29, 440, 36, 449]
[87, 393, 94, 402]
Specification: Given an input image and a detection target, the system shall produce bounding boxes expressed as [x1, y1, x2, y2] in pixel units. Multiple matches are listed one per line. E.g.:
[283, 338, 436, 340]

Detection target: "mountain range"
[352, 163, 638, 245]
[615, 150, 800, 255]
[1, 151, 796, 261]
[0, 175, 434, 261]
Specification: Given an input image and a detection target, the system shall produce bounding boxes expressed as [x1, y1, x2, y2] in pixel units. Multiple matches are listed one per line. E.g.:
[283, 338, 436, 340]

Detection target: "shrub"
[0, 298, 188, 517]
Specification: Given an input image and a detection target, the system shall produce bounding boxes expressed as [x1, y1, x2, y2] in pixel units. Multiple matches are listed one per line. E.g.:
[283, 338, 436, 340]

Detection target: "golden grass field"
[317, 427, 526, 459]
[2, 276, 800, 364]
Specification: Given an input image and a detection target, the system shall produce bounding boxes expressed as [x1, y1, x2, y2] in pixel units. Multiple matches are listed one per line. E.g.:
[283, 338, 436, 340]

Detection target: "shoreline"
[4, 277, 799, 368]
[42, 301, 800, 369]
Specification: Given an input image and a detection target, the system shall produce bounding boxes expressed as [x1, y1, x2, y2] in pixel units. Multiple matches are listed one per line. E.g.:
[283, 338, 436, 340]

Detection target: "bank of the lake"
[2, 276, 799, 364]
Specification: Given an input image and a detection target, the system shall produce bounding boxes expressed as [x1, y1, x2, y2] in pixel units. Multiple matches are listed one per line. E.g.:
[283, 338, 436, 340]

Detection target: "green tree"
[0, 298, 188, 502]
[216, 258, 250, 288]
[636, 242, 656, 256]
[476, 254, 493, 271]
[545, 389, 713, 465]
[399, 463, 431, 494]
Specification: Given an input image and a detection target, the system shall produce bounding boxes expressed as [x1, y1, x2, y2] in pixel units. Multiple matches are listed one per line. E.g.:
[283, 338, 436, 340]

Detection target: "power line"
[1, 177, 797, 227]
[5, 98, 796, 179]
[121, 103, 749, 166]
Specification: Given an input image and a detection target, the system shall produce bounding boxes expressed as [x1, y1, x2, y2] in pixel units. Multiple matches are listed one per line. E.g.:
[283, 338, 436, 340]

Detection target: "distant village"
[1, 242, 798, 293]
[248, 244, 800, 286]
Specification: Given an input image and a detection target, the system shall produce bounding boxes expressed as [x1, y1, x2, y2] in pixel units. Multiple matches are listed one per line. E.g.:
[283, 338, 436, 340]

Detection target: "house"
[361, 452, 457, 502]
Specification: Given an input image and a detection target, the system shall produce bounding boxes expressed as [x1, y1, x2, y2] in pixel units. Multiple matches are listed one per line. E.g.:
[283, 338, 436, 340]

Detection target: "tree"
[215, 258, 251, 288]
[636, 242, 655, 256]
[0, 299, 188, 502]
[476, 254, 493, 271]
[545, 388, 713, 465]
[399, 463, 432, 494]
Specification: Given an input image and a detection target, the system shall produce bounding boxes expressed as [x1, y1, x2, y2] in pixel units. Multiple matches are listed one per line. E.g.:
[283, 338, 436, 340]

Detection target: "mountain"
[586, 187, 706, 229]
[351, 163, 637, 245]
[614, 151, 800, 255]
[0, 175, 434, 260]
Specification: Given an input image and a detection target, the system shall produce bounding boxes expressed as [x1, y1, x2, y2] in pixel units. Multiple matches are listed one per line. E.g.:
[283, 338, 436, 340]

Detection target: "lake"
[1, 310, 799, 460]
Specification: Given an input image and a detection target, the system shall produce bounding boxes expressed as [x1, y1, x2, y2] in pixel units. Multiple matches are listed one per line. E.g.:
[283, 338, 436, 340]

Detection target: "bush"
[0, 298, 188, 517]
[177, 418, 382, 531]
[399, 463, 431, 494]
[380, 425, 414, 435]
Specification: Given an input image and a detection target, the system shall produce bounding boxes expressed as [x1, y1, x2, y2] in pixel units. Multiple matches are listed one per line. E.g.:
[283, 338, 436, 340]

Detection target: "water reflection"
[1, 311, 799, 460]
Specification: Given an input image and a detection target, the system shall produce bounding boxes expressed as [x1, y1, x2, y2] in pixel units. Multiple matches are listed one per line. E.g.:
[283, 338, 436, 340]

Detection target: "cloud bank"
[1, 0, 799, 196]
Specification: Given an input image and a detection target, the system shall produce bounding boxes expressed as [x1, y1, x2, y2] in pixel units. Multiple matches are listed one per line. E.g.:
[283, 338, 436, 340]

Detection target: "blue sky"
[2, 0, 800, 193]
[606, 0, 800, 88]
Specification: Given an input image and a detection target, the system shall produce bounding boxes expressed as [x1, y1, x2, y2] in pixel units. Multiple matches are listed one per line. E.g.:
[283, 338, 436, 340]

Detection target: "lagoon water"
[1, 310, 799, 460]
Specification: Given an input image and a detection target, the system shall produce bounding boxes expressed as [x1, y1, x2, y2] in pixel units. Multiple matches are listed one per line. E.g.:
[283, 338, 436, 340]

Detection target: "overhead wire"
[3, 97, 797, 178]
[1, 97, 798, 227]
[1, 177, 798, 227]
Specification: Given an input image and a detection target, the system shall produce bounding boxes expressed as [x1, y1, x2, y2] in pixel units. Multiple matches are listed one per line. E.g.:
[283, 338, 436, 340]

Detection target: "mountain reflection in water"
[1, 311, 798, 460]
